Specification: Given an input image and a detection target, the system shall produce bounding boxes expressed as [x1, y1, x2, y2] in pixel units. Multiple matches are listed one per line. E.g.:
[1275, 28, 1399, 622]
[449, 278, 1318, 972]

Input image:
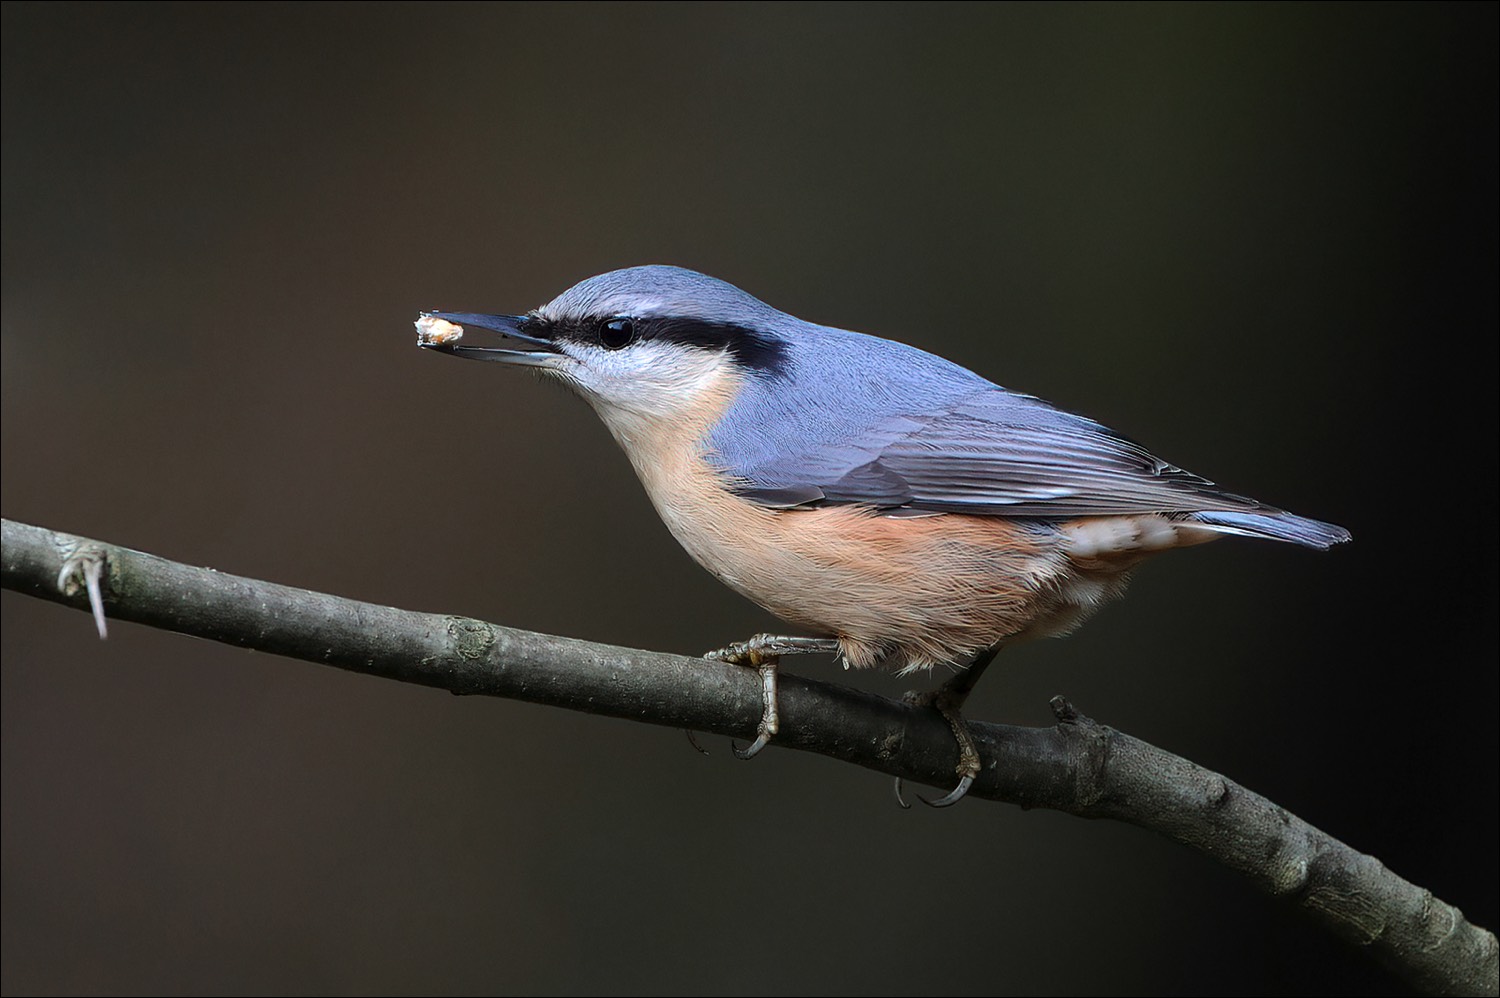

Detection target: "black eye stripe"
[642, 317, 788, 374]
[548, 315, 786, 374]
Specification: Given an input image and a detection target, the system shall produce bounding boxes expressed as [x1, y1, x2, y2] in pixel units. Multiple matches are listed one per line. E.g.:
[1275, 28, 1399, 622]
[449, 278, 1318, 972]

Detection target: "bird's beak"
[415, 311, 562, 368]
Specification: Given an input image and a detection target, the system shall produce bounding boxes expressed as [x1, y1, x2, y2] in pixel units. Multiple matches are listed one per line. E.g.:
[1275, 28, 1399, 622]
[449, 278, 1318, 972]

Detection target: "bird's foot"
[705, 634, 841, 664]
[896, 686, 982, 808]
[700, 634, 840, 760]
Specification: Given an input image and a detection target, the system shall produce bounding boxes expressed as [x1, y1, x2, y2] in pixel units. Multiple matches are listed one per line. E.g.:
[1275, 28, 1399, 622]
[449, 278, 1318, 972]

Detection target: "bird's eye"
[599, 317, 636, 350]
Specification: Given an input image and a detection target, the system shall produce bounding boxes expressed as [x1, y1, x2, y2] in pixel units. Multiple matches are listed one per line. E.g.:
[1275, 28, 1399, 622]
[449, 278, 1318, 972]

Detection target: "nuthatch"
[417, 265, 1349, 805]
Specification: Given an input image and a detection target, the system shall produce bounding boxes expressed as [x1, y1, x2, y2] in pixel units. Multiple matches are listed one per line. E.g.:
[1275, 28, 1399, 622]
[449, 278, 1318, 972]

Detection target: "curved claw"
[732, 731, 772, 761]
[918, 774, 975, 808]
[893, 777, 913, 810]
[683, 729, 709, 755]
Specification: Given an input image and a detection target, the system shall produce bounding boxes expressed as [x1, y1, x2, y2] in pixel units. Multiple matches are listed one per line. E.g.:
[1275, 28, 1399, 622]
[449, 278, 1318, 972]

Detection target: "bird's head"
[420, 266, 792, 435]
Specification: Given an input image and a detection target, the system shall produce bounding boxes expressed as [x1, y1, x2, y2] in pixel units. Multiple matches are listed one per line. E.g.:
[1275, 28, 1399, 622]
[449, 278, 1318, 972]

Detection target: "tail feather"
[1190, 510, 1351, 550]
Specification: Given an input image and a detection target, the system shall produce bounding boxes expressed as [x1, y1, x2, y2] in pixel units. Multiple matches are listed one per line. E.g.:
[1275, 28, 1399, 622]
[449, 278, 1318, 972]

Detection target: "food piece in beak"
[415, 315, 464, 347]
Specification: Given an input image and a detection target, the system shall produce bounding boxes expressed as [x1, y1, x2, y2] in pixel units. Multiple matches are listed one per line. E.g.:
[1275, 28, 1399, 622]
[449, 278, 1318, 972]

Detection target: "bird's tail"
[1189, 509, 1351, 550]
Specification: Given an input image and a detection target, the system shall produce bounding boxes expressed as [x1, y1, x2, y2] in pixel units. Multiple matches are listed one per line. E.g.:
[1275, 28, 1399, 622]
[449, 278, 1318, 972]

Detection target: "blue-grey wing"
[704, 324, 1348, 547]
[728, 390, 1260, 517]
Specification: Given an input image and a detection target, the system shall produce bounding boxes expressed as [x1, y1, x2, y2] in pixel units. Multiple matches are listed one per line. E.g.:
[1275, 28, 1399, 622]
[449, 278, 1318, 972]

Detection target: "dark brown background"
[3, 5, 1495, 995]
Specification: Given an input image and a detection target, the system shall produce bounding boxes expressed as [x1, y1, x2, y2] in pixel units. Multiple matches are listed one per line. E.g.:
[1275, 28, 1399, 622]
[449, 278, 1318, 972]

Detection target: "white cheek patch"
[567, 341, 733, 417]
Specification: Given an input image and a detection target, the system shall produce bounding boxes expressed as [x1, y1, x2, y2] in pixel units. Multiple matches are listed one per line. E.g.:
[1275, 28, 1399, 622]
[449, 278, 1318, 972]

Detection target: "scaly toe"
[900, 684, 983, 808]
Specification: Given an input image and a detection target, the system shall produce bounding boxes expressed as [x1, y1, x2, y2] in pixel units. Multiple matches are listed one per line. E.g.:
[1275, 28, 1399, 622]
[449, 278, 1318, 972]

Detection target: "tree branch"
[2, 517, 1494, 996]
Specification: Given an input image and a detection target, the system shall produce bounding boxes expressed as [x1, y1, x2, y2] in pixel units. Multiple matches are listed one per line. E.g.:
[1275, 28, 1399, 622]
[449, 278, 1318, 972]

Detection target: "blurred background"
[3, 4, 1495, 995]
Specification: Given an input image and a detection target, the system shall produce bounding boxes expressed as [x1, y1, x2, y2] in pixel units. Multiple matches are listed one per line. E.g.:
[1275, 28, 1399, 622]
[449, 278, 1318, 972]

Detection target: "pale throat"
[579, 358, 756, 541]
[582, 355, 743, 468]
